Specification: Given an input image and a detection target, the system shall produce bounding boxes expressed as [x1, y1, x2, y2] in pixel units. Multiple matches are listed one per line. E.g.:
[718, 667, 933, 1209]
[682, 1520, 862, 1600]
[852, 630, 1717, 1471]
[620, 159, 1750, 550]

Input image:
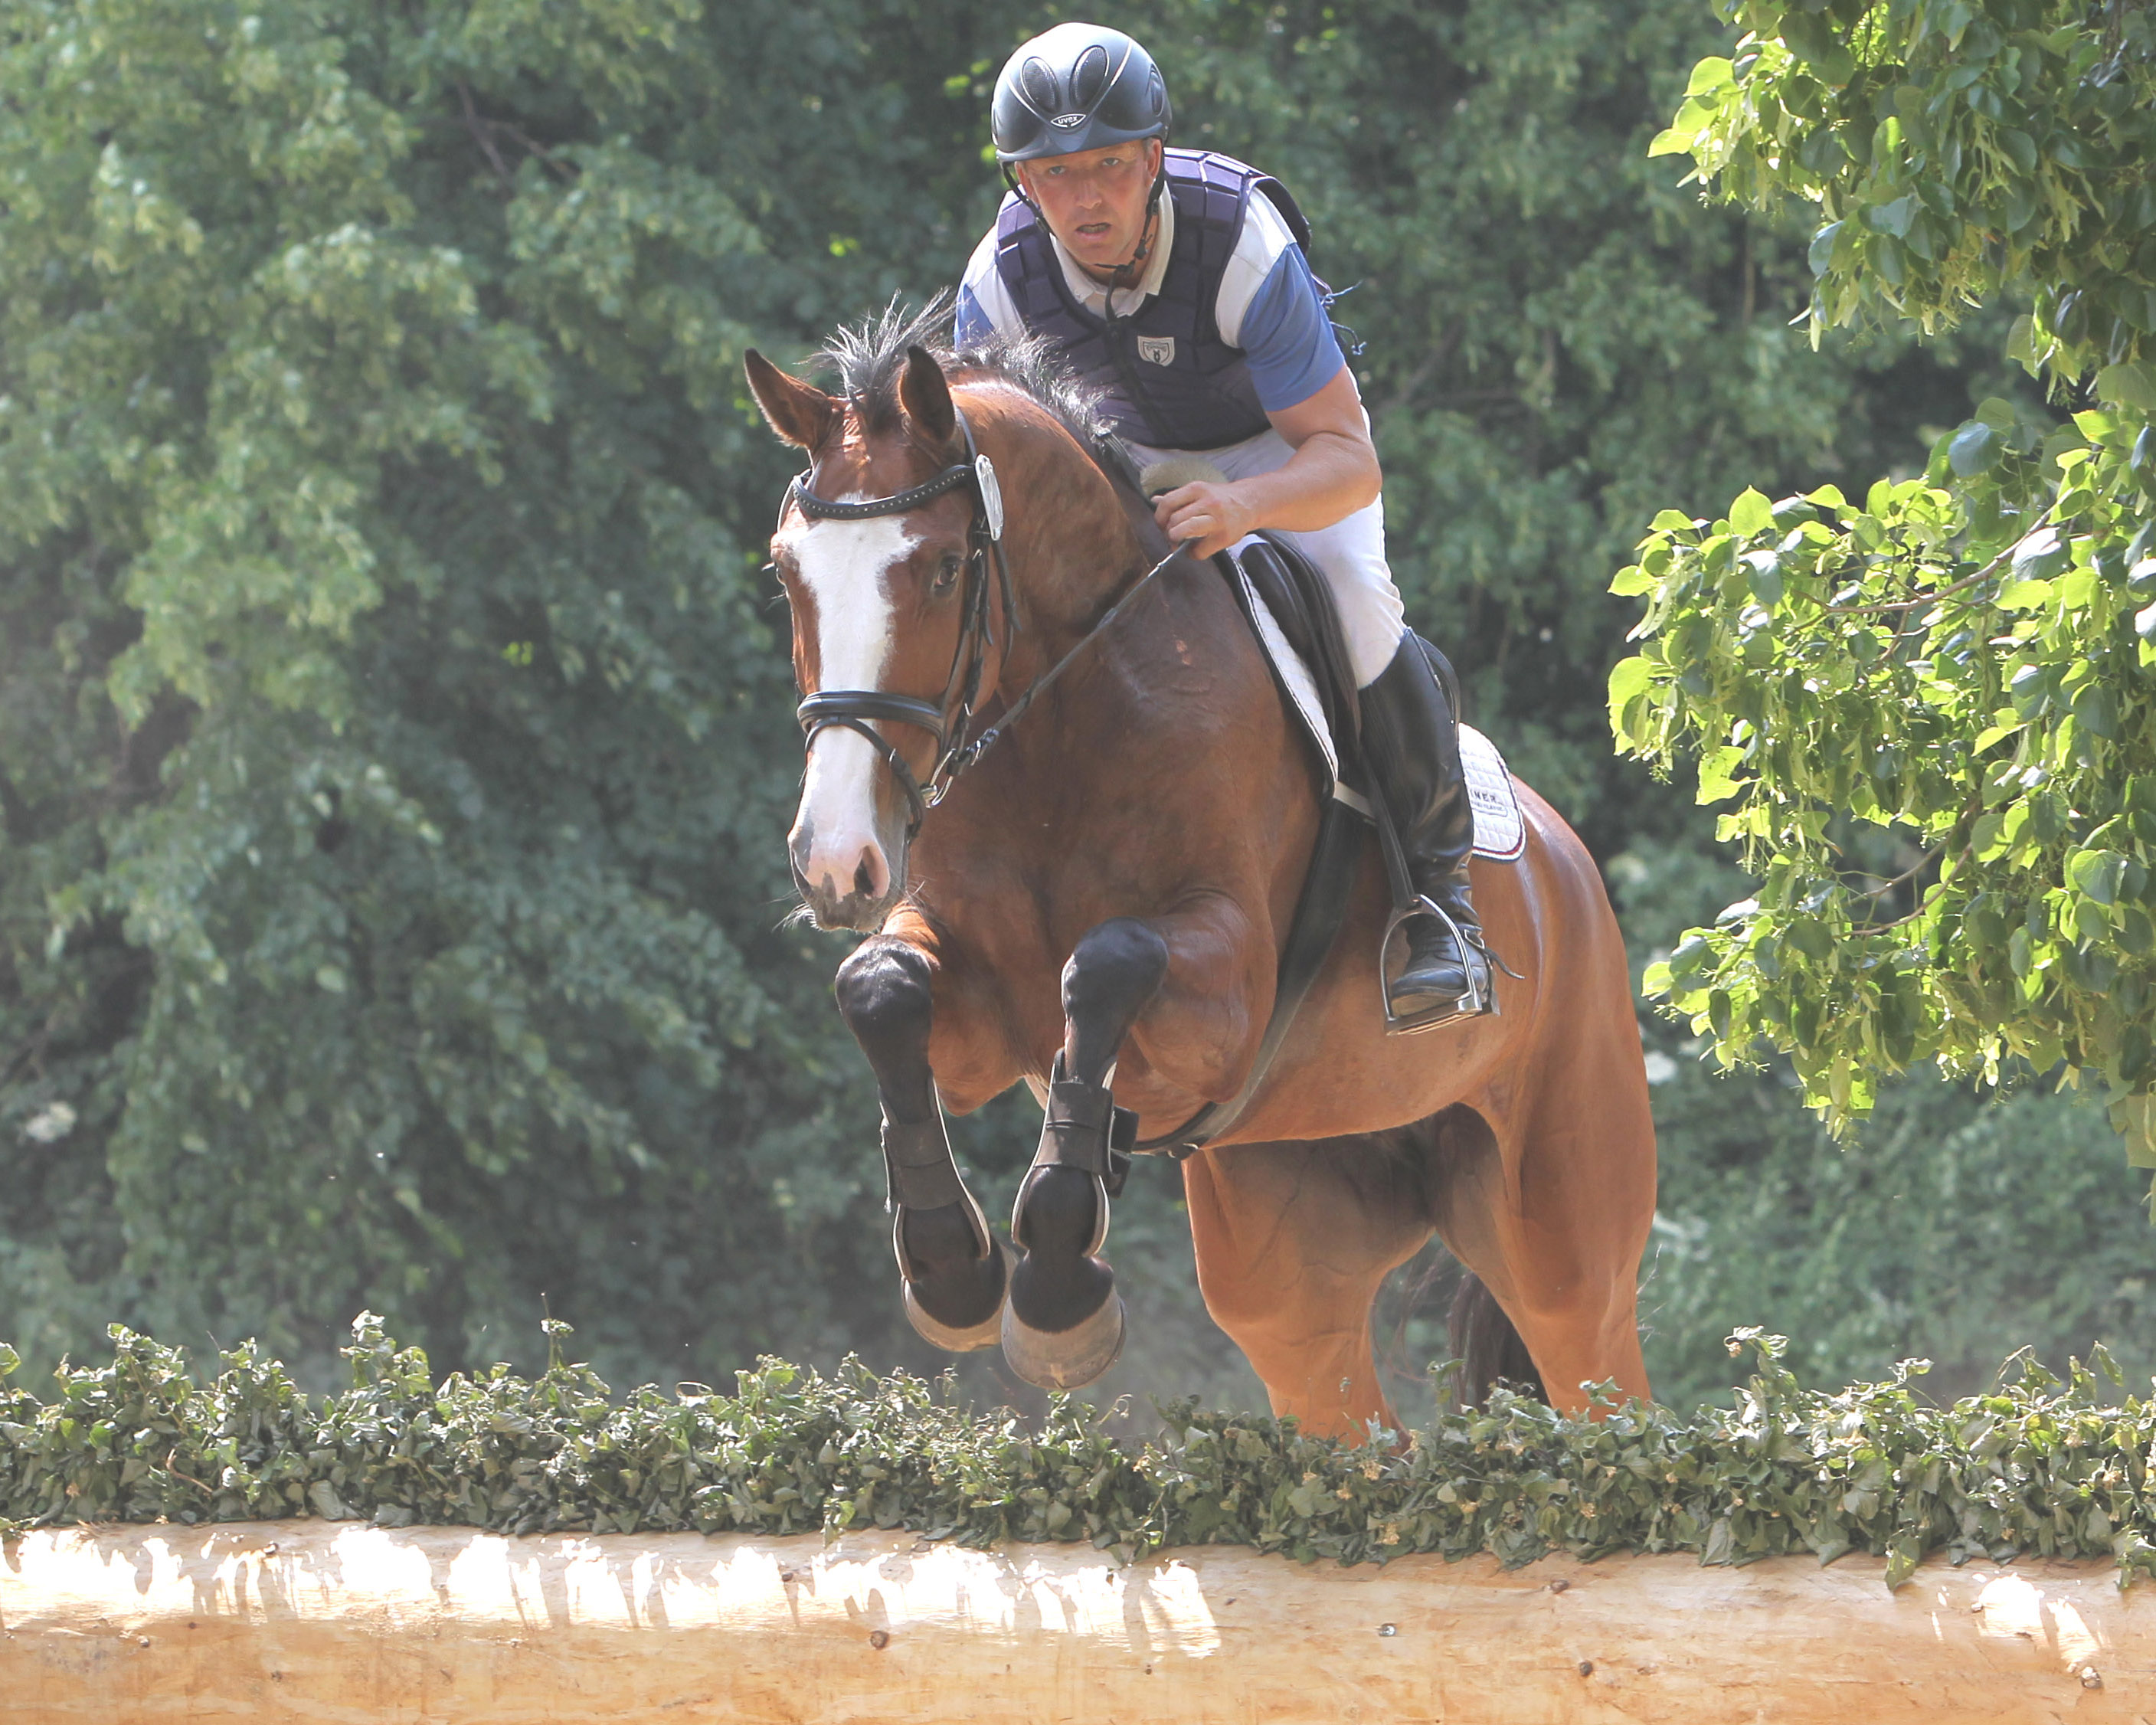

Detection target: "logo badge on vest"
[1137, 336, 1176, 366]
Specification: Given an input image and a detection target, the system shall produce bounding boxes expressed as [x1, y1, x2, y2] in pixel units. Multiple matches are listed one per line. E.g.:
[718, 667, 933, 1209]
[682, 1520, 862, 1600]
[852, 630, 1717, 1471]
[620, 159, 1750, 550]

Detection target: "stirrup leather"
[1379, 894, 1499, 1036]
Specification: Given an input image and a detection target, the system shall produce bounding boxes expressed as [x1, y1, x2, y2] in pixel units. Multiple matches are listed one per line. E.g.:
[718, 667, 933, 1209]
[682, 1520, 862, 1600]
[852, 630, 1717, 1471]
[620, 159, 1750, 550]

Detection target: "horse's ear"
[744, 349, 838, 450]
[898, 345, 957, 447]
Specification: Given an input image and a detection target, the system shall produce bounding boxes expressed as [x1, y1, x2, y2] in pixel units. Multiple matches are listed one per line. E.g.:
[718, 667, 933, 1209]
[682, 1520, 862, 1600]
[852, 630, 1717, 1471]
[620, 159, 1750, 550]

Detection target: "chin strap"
[1104, 178, 1167, 293]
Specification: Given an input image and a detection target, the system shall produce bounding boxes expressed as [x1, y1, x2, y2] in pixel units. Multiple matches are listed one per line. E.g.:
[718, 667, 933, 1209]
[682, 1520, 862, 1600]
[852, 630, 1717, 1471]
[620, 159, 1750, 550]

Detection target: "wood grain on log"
[2, 1520, 2150, 1722]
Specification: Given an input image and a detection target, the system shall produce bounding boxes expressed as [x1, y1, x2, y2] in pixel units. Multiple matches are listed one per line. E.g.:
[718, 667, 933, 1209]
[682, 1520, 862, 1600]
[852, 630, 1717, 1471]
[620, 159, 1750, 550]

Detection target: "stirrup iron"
[1379, 893, 1500, 1036]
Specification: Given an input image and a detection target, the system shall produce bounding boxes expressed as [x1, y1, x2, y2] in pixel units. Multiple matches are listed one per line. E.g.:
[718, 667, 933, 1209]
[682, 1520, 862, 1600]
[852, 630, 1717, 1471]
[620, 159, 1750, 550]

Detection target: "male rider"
[954, 21, 1491, 1027]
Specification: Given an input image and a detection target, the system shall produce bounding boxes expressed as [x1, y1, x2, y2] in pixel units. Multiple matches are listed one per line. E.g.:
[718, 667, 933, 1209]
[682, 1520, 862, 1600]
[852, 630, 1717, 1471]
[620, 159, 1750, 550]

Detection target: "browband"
[790, 463, 973, 520]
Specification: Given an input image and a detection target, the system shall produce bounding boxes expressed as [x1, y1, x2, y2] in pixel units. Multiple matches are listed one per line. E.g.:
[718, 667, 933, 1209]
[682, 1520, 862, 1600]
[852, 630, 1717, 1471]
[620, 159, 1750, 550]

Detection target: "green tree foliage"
[1168, 0, 1978, 820]
[5, 0, 2135, 1400]
[1643, 1056, 2156, 1407]
[1611, 0, 2156, 1168]
[0, 0, 914, 1383]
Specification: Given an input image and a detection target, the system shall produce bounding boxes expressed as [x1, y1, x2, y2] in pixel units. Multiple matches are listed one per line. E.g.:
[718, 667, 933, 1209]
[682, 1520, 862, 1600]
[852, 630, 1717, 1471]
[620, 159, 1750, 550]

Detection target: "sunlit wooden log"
[2, 1520, 2150, 1722]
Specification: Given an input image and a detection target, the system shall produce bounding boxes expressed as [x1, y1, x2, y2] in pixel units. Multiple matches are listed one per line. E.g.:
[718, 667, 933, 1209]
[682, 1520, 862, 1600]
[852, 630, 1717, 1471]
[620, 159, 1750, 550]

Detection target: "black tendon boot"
[1357, 634, 1496, 1031]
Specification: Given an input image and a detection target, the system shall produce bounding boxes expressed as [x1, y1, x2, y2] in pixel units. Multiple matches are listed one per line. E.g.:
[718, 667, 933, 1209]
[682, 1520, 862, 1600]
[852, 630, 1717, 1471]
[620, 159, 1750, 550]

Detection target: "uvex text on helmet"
[990, 22, 1171, 164]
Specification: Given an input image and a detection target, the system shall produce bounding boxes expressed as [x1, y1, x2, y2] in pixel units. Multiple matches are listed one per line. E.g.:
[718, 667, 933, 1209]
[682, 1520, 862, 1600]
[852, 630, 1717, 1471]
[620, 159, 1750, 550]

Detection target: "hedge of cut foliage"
[4, 1317, 2152, 1589]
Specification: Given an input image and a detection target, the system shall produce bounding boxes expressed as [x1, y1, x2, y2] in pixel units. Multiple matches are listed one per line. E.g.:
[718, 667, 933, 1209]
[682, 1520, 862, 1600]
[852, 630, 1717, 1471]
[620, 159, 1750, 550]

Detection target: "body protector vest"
[993, 149, 1320, 451]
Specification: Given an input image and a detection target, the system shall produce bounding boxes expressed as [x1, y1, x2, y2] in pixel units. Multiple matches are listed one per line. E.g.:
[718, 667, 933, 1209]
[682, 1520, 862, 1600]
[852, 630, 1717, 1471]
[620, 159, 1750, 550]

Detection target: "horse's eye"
[931, 553, 963, 595]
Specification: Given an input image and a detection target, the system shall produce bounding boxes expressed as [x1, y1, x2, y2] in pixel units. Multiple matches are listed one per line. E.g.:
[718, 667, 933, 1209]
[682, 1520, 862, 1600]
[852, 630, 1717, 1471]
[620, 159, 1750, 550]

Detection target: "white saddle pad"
[1232, 558, 1526, 863]
[1458, 725, 1526, 861]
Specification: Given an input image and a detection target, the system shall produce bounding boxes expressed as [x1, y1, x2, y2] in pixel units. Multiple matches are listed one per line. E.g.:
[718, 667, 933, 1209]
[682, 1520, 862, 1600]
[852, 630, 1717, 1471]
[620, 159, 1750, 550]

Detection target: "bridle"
[783, 408, 1185, 840]
[787, 408, 1015, 838]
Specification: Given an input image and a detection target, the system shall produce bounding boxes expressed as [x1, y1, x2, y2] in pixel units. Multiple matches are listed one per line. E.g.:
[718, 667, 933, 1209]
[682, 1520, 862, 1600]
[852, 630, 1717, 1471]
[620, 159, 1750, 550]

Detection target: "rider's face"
[1013, 139, 1162, 280]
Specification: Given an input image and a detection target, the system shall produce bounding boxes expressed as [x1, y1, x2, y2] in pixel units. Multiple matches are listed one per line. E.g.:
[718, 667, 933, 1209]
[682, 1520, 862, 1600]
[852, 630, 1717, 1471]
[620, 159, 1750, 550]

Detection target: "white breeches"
[1124, 424, 1408, 688]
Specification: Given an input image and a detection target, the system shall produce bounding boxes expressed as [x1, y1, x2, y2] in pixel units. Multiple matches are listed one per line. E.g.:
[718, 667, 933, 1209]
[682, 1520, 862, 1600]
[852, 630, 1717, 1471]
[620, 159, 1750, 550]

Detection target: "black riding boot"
[1357, 633, 1494, 1030]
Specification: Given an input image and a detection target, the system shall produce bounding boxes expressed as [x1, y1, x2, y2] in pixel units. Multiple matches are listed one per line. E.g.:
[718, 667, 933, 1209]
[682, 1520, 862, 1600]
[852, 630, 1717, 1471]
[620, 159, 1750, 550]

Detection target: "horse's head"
[746, 342, 993, 931]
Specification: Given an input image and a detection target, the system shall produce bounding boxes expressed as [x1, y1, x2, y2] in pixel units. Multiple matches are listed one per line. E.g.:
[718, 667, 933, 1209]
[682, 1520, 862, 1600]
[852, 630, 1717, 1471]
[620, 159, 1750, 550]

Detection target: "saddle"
[1104, 439, 1522, 859]
[1225, 539, 1525, 863]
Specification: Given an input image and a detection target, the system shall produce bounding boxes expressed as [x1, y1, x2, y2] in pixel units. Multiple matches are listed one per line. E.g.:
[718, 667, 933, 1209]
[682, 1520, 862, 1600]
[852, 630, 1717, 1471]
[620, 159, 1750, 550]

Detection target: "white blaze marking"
[784, 509, 918, 899]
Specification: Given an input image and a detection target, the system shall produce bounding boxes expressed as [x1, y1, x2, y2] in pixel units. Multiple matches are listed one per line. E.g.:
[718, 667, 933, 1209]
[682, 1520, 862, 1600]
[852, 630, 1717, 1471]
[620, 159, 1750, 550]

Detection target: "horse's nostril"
[854, 856, 878, 901]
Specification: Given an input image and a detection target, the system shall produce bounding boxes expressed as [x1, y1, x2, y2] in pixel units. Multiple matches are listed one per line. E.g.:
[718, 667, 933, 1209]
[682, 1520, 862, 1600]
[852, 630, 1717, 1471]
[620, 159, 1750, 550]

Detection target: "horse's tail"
[1448, 1273, 1546, 1409]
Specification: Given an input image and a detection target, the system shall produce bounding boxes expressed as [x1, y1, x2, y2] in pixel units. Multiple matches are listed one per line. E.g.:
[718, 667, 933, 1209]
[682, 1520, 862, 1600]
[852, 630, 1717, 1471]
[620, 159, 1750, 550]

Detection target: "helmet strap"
[1098, 189, 1166, 323]
[1104, 149, 1170, 290]
[1002, 163, 1043, 225]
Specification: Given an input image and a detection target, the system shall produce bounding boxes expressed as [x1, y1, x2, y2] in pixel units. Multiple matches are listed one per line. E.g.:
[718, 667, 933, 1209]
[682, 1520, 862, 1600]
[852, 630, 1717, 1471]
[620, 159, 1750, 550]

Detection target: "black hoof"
[903, 1238, 1013, 1353]
[1004, 1157, 1122, 1388]
[893, 1198, 1006, 1351]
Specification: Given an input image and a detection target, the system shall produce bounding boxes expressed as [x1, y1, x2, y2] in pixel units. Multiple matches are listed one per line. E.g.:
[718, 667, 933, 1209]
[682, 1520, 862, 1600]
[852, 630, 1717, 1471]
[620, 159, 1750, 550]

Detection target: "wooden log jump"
[3, 1520, 2149, 1721]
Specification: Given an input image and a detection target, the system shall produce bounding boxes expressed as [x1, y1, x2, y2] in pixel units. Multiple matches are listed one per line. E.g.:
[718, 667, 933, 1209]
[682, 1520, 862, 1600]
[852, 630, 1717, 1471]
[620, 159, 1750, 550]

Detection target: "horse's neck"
[996, 431, 1157, 690]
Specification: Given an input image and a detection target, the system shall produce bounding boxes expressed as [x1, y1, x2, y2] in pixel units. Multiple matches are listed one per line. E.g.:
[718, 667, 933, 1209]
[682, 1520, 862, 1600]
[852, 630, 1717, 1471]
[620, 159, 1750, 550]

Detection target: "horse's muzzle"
[790, 826, 907, 933]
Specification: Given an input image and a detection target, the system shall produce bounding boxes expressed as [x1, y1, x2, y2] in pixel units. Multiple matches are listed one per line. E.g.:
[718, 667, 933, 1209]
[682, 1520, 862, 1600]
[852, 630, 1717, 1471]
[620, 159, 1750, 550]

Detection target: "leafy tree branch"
[1615, 0, 2156, 1177]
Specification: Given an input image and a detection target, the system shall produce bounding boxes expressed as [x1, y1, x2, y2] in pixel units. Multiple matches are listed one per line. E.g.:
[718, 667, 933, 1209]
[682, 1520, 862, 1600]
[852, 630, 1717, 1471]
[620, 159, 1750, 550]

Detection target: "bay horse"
[744, 312, 1655, 1439]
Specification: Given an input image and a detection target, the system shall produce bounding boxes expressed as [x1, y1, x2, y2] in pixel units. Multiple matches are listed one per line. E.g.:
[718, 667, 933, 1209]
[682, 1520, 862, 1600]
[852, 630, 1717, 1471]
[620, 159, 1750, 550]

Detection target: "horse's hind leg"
[1181, 1131, 1436, 1441]
[1428, 1091, 1654, 1417]
[834, 937, 1008, 1350]
[1003, 917, 1168, 1389]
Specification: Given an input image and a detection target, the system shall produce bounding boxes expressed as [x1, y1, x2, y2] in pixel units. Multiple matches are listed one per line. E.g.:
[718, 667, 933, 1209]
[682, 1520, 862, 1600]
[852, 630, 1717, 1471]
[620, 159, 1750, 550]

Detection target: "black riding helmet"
[990, 22, 1172, 164]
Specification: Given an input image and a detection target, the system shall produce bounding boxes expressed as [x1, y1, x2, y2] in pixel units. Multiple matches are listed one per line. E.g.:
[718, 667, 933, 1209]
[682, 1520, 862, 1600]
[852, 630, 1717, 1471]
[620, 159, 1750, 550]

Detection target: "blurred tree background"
[2, 0, 2148, 1416]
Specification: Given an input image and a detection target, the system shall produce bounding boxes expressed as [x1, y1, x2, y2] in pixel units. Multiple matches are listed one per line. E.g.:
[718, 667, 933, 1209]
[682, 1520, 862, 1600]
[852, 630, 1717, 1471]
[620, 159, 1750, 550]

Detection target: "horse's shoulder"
[1144, 558, 1288, 690]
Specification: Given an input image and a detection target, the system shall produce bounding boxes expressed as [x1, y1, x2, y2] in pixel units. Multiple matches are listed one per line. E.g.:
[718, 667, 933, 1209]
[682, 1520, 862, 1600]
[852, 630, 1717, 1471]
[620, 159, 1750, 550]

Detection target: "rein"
[787, 411, 1184, 836]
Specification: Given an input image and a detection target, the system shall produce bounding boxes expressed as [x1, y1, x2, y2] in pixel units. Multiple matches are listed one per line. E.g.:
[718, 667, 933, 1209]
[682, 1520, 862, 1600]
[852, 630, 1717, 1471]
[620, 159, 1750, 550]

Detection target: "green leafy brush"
[5, 1318, 2154, 1589]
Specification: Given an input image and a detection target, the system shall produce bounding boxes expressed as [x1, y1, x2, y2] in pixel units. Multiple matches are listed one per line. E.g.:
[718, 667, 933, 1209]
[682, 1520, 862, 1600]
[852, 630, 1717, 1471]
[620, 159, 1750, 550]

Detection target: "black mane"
[817, 296, 1107, 447]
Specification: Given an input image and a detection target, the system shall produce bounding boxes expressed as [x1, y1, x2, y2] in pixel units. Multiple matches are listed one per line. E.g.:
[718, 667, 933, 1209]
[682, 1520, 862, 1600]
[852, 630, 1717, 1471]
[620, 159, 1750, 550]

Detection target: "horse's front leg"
[1002, 916, 1172, 1388]
[834, 935, 1009, 1351]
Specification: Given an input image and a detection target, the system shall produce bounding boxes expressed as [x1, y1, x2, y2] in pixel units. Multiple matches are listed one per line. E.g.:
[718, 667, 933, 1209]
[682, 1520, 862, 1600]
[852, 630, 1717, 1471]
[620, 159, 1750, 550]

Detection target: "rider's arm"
[1153, 368, 1380, 557]
[1153, 367, 1381, 558]
[1152, 206, 1382, 558]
